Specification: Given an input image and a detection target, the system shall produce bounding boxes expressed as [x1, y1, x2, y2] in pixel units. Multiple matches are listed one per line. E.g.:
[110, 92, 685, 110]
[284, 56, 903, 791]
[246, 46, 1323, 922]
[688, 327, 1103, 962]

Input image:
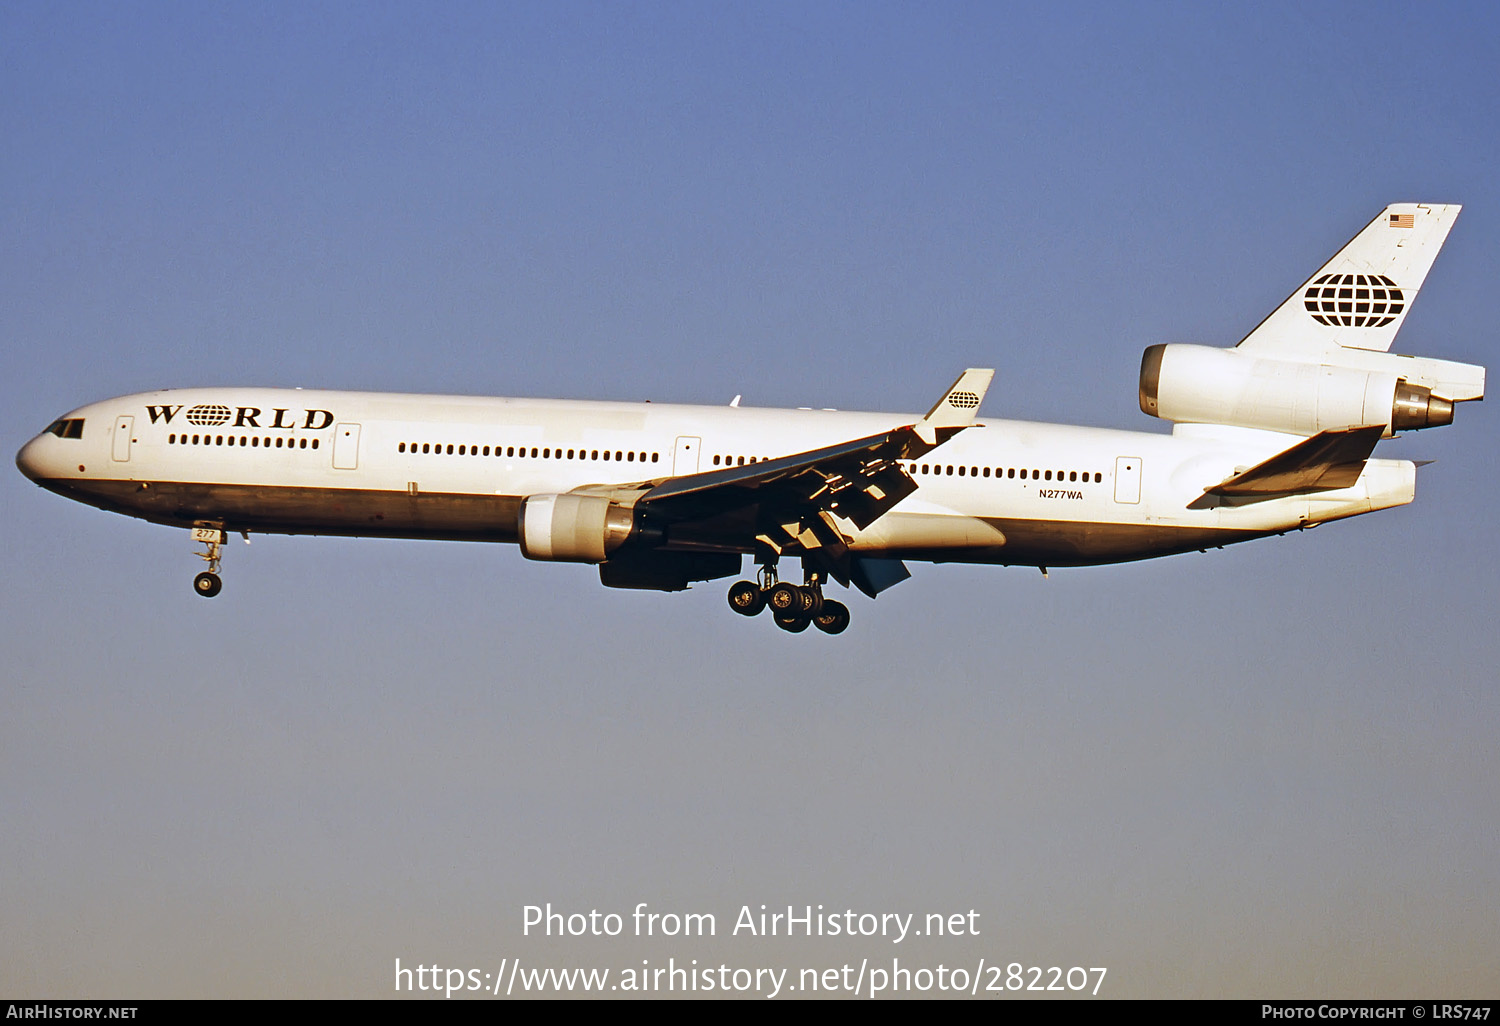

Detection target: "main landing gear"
[726, 564, 851, 635]
[191, 525, 227, 598]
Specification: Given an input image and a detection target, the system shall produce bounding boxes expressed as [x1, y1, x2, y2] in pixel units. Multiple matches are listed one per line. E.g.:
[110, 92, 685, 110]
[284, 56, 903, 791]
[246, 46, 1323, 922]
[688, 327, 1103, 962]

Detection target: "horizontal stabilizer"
[1206, 425, 1385, 496]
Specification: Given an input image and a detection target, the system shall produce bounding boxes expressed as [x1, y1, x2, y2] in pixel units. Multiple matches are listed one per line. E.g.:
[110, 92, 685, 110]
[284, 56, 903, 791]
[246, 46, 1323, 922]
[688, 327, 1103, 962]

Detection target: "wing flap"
[641, 425, 922, 531]
[638, 370, 991, 559]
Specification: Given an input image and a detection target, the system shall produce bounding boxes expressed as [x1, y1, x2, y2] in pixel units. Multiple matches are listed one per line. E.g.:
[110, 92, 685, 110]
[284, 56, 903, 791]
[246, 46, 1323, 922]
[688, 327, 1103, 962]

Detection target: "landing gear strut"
[191, 525, 226, 598]
[725, 561, 850, 634]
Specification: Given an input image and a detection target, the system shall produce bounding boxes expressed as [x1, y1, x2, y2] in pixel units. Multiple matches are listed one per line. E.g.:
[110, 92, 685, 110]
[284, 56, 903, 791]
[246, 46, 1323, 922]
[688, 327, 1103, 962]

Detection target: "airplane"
[15, 203, 1486, 634]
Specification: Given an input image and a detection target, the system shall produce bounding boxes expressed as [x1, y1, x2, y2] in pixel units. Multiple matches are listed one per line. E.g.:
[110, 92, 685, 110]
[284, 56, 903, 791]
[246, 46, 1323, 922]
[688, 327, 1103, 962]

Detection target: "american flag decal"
[1389, 212, 1415, 228]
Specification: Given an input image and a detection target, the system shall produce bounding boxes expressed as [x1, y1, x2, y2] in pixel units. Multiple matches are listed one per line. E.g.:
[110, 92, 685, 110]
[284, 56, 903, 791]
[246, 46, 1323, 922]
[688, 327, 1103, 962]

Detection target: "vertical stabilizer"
[1237, 203, 1459, 357]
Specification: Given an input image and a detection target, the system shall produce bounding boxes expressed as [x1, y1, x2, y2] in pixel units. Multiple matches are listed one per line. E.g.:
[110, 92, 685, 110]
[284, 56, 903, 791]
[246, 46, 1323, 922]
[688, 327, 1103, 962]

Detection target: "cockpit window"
[45, 419, 85, 439]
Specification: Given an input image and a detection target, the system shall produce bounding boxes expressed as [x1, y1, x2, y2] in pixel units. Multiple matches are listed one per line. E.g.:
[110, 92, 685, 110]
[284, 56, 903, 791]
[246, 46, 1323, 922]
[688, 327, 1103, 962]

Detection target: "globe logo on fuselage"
[1303, 273, 1405, 327]
[184, 404, 233, 426]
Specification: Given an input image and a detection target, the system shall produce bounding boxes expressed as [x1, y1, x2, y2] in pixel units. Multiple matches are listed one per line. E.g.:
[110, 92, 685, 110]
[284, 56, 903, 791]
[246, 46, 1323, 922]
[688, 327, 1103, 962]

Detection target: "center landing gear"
[191, 525, 226, 598]
[725, 563, 850, 634]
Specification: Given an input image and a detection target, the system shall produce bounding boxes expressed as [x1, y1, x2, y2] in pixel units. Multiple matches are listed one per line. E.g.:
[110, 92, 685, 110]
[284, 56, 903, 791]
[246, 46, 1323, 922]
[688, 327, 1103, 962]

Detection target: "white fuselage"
[16, 386, 1415, 570]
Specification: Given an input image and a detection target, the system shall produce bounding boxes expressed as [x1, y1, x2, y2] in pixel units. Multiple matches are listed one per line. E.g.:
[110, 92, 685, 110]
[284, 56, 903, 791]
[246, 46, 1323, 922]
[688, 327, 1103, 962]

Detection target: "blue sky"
[3, 1, 1497, 998]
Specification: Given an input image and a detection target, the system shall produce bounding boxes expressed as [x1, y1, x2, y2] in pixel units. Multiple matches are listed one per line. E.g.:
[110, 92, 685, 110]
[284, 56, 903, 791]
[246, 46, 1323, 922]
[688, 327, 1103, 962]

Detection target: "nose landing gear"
[725, 563, 850, 634]
[191, 525, 226, 598]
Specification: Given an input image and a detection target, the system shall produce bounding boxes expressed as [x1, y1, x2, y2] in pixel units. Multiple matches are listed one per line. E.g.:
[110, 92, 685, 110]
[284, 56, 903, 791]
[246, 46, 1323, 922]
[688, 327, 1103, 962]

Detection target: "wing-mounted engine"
[517, 489, 739, 592]
[518, 491, 658, 562]
[1138, 343, 1481, 436]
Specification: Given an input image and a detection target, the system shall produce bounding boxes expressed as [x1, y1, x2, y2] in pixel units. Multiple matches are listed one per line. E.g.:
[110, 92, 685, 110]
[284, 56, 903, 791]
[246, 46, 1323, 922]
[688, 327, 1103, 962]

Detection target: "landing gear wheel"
[773, 612, 810, 633]
[813, 600, 850, 635]
[193, 571, 222, 598]
[727, 580, 766, 616]
[767, 582, 804, 615]
[800, 586, 823, 617]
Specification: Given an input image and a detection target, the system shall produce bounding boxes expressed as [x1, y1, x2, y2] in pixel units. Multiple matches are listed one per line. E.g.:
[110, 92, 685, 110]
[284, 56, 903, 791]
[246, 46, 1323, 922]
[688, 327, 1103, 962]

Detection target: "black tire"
[774, 613, 810, 633]
[813, 600, 850, 635]
[727, 580, 765, 616]
[799, 587, 823, 616]
[193, 571, 222, 598]
[767, 582, 802, 613]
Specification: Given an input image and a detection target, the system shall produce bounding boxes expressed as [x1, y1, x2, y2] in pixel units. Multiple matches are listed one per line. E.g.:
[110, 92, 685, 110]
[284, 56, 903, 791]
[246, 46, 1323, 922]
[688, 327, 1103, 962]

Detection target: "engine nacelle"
[518, 493, 646, 563]
[1139, 344, 1454, 435]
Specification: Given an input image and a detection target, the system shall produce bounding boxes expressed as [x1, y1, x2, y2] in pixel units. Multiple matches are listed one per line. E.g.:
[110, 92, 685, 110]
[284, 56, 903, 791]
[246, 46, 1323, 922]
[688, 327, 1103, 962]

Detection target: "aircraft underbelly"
[38, 476, 1268, 563]
[856, 512, 1265, 566]
[35, 477, 523, 542]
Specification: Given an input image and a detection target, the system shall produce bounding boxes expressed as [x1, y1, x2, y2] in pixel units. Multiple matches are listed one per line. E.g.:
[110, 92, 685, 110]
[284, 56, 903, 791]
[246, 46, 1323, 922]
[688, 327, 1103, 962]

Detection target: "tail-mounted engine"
[1139, 344, 1481, 436]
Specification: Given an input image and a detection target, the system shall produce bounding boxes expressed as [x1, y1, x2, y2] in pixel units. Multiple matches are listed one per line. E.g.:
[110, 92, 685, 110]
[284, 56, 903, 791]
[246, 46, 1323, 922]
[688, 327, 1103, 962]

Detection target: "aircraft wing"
[1204, 424, 1385, 497]
[637, 369, 993, 564]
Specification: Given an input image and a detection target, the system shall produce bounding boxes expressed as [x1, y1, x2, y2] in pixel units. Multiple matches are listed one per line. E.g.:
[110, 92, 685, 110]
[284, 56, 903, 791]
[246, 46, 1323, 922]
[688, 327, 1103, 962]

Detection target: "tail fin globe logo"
[1303, 273, 1405, 327]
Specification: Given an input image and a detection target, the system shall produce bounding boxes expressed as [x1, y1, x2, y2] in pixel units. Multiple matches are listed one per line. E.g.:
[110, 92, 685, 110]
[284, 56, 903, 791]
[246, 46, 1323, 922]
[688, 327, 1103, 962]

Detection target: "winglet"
[915, 368, 994, 445]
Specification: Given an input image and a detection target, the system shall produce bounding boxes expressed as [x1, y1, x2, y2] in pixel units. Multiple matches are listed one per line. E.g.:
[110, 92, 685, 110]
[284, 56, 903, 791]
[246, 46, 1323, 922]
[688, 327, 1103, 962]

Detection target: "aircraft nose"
[16, 435, 49, 483]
